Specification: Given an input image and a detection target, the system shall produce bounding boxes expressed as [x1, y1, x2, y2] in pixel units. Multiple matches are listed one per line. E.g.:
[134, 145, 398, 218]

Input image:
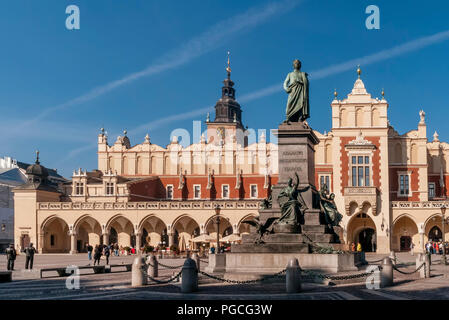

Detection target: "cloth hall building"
[13, 67, 449, 254]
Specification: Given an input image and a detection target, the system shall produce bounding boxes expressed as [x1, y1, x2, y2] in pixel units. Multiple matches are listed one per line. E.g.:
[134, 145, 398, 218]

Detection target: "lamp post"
[215, 205, 221, 253]
[441, 204, 447, 265]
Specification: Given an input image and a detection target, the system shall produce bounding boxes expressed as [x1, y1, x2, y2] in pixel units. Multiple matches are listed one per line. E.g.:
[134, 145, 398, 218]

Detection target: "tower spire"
[35, 150, 40, 164]
[357, 65, 361, 79]
[226, 51, 231, 79]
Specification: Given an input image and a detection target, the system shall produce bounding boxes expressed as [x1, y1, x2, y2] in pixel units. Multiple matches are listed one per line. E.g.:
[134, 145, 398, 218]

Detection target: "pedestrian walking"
[356, 243, 362, 252]
[87, 243, 93, 263]
[93, 245, 102, 266]
[5, 244, 16, 271]
[104, 244, 110, 265]
[24, 243, 36, 270]
[410, 241, 414, 256]
[350, 243, 355, 252]
[114, 243, 119, 256]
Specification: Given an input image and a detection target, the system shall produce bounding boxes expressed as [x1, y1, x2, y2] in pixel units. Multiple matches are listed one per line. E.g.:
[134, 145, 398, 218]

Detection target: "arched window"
[410, 144, 418, 164]
[136, 156, 142, 175]
[340, 108, 348, 127]
[325, 144, 332, 164]
[355, 108, 363, 127]
[372, 108, 380, 126]
[123, 156, 128, 175]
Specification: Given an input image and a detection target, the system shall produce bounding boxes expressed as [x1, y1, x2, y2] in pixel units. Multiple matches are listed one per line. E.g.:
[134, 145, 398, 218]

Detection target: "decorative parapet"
[343, 186, 378, 216]
[391, 201, 449, 209]
[38, 200, 261, 211]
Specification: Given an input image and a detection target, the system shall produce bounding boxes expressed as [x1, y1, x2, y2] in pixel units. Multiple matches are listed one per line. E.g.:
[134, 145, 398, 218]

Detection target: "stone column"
[70, 232, 77, 254]
[135, 233, 141, 253]
[38, 232, 44, 254]
[103, 233, 109, 246]
[168, 233, 175, 247]
[420, 232, 425, 253]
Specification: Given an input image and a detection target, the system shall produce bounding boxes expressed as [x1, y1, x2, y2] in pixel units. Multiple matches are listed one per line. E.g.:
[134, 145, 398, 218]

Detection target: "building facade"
[1, 155, 65, 251]
[13, 66, 449, 254]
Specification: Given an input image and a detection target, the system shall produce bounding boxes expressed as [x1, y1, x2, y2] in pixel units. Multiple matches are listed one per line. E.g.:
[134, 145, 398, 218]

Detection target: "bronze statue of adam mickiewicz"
[283, 59, 310, 123]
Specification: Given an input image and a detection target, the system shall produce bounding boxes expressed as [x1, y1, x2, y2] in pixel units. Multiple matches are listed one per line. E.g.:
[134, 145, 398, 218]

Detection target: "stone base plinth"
[205, 253, 226, 273]
[231, 243, 310, 253]
[224, 252, 365, 279]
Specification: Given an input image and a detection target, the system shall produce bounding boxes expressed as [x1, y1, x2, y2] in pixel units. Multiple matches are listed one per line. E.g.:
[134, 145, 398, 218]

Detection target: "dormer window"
[105, 182, 114, 195]
[75, 182, 84, 195]
[166, 185, 174, 200]
[222, 184, 229, 199]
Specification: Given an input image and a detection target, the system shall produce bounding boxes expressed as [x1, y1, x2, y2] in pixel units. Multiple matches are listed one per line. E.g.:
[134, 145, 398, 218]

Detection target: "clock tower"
[206, 52, 246, 146]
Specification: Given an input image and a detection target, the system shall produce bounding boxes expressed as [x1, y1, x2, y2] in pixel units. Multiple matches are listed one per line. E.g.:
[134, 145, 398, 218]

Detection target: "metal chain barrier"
[147, 269, 183, 284]
[154, 261, 185, 269]
[392, 262, 425, 275]
[299, 266, 381, 281]
[198, 269, 286, 284]
[365, 257, 386, 263]
[200, 259, 209, 264]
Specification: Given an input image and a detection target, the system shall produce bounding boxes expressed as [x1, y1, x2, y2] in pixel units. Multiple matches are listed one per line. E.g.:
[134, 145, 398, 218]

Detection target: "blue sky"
[1, 0, 448, 177]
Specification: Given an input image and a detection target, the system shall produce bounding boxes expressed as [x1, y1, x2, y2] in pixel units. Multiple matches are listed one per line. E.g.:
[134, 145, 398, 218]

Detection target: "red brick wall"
[428, 174, 449, 198]
[389, 167, 420, 201]
[340, 137, 353, 194]
[128, 174, 278, 200]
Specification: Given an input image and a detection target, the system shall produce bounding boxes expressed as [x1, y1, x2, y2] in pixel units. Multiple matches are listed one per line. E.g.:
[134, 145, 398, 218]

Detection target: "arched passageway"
[346, 213, 377, 252]
[75, 216, 102, 252]
[41, 217, 70, 253]
[107, 216, 134, 248]
[139, 216, 167, 247]
[392, 215, 419, 251]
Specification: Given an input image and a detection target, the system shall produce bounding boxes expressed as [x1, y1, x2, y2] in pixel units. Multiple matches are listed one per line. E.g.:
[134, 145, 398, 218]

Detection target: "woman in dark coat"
[93, 245, 102, 265]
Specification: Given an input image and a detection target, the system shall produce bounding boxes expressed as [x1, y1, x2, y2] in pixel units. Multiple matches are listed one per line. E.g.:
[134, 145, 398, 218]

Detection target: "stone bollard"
[286, 258, 302, 293]
[416, 253, 426, 279]
[181, 258, 198, 293]
[147, 254, 158, 278]
[131, 256, 148, 287]
[424, 253, 431, 278]
[389, 251, 397, 265]
[380, 257, 393, 288]
[192, 253, 200, 271]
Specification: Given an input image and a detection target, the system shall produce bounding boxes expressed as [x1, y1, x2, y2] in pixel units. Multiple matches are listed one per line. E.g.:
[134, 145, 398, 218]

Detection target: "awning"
[191, 234, 215, 243]
[220, 234, 242, 243]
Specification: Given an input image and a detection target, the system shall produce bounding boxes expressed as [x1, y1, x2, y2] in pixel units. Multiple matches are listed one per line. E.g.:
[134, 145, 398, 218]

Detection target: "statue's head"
[287, 178, 293, 186]
[293, 59, 301, 70]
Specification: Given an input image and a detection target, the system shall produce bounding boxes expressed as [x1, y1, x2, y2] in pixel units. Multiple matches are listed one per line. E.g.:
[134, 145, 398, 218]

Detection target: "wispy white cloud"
[239, 29, 449, 102]
[20, 0, 301, 130]
[59, 29, 449, 164]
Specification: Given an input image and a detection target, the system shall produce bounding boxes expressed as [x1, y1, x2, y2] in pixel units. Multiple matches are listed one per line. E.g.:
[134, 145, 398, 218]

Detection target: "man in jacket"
[103, 245, 110, 265]
[25, 243, 36, 269]
[5, 244, 16, 271]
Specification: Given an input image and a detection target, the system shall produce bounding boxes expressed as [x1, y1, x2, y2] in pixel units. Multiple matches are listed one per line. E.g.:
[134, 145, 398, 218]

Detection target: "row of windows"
[166, 184, 259, 199]
[74, 182, 115, 196]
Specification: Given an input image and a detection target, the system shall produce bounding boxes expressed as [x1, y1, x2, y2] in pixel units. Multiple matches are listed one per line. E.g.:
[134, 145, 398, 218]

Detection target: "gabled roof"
[0, 168, 27, 186]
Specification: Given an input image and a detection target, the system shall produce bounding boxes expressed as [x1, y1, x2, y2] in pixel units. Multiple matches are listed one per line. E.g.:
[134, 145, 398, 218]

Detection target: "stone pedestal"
[225, 121, 351, 278]
[205, 253, 226, 273]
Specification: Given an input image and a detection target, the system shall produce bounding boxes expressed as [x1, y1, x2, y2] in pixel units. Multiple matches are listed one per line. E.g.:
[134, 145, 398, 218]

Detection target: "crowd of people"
[85, 243, 139, 265]
[350, 242, 363, 252]
[425, 241, 449, 255]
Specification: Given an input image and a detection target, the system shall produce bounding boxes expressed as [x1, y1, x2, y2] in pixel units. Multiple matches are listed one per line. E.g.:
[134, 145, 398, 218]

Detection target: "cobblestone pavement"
[0, 252, 447, 300]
